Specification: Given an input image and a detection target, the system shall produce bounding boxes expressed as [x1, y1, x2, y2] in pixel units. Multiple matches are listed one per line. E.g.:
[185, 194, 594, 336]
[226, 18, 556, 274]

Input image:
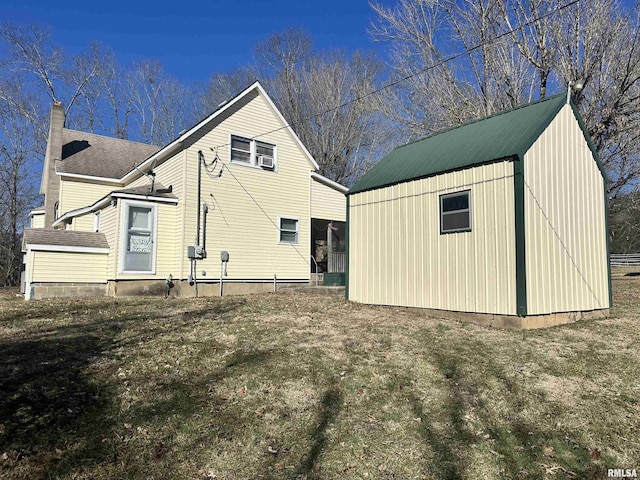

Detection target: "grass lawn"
[1, 275, 639, 479]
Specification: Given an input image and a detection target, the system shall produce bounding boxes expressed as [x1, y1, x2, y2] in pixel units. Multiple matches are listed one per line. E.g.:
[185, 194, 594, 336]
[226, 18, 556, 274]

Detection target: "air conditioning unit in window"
[258, 155, 274, 169]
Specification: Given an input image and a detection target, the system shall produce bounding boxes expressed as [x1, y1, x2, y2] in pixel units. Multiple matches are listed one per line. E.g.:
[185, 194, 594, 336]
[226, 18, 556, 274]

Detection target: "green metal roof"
[350, 93, 574, 194]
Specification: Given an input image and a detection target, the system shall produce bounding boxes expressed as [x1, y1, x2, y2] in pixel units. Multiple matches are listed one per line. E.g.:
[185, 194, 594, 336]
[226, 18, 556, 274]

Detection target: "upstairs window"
[231, 136, 251, 164]
[230, 135, 276, 170]
[440, 190, 471, 234]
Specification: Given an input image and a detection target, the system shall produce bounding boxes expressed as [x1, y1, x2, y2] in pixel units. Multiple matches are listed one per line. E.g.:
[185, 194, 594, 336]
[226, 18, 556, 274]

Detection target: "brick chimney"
[42, 102, 64, 228]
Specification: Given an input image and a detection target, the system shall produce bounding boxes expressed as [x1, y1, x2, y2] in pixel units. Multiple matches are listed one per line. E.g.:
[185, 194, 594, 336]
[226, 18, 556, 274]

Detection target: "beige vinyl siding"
[99, 203, 119, 279]
[30, 250, 107, 283]
[524, 104, 609, 314]
[180, 90, 312, 281]
[59, 179, 114, 215]
[311, 179, 346, 221]
[70, 212, 95, 232]
[112, 201, 179, 280]
[30, 213, 45, 229]
[128, 149, 186, 278]
[349, 160, 516, 315]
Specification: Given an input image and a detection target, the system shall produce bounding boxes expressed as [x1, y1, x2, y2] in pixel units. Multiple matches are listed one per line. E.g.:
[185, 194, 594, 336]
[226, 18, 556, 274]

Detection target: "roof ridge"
[397, 93, 566, 151]
[62, 128, 161, 148]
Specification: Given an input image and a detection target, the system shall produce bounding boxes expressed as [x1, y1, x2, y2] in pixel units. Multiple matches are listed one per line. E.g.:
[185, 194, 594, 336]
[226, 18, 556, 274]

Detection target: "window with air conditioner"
[230, 135, 276, 170]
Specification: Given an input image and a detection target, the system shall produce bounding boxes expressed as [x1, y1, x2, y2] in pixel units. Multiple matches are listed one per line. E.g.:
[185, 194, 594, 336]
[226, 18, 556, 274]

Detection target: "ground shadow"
[406, 333, 609, 479]
[0, 297, 249, 478]
[293, 379, 342, 479]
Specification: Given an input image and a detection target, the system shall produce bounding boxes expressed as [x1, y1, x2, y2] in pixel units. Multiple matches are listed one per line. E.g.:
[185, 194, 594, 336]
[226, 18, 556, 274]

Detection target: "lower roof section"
[23, 228, 109, 252]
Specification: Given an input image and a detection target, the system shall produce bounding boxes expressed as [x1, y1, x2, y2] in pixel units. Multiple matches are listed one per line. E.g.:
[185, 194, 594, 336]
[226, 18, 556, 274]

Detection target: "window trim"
[119, 200, 158, 274]
[230, 134, 277, 170]
[439, 189, 472, 234]
[278, 216, 300, 244]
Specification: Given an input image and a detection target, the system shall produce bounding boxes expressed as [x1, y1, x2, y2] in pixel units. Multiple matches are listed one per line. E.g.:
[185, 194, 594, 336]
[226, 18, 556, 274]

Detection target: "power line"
[209, 0, 581, 151]
[214, 158, 311, 265]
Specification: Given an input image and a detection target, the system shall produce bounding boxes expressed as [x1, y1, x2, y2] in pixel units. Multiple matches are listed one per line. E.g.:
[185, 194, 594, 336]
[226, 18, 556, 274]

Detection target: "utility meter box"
[220, 251, 229, 262]
[187, 245, 206, 259]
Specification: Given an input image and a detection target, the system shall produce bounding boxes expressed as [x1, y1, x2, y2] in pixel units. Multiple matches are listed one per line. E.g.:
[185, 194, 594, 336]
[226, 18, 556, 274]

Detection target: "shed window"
[279, 217, 299, 243]
[440, 190, 471, 233]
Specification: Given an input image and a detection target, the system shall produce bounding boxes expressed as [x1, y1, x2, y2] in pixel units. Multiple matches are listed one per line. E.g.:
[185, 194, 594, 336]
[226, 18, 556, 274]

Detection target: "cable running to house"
[206, 0, 581, 152]
[213, 158, 311, 265]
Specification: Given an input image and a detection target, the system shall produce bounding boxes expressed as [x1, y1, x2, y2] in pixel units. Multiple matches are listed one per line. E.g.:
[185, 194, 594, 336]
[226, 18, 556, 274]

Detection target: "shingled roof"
[349, 94, 580, 195]
[56, 129, 161, 179]
[23, 228, 109, 250]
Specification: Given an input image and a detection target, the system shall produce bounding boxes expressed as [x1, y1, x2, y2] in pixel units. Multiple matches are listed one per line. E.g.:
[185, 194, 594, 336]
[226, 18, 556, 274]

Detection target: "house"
[346, 93, 611, 329]
[23, 82, 347, 300]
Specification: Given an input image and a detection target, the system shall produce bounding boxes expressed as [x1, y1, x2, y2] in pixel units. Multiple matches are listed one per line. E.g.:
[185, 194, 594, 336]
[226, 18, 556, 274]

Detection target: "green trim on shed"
[349, 94, 568, 195]
[345, 195, 350, 300]
[513, 154, 527, 316]
[604, 177, 613, 308]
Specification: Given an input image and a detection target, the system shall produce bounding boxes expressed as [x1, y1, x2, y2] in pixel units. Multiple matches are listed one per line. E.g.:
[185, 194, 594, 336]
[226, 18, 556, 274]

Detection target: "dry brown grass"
[0, 280, 639, 479]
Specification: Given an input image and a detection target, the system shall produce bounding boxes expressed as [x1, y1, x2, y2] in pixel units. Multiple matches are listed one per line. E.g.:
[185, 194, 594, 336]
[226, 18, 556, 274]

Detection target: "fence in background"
[610, 253, 640, 266]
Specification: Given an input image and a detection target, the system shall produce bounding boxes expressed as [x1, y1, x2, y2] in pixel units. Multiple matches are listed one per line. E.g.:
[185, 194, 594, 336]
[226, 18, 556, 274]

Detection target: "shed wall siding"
[311, 179, 346, 221]
[31, 250, 107, 283]
[524, 104, 609, 313]
[180, 90, 312, 281]
[349, 161, 516, 314]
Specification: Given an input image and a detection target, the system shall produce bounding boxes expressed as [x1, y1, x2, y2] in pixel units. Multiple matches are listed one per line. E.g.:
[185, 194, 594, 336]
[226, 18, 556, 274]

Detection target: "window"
[230, 135, 276, 169]
[93, 211, 100, 232]
[440, 190, 471, 234]
[231, 136, 251, 164]
[279, 217, 299, 243]
[121, 202, 156, 273]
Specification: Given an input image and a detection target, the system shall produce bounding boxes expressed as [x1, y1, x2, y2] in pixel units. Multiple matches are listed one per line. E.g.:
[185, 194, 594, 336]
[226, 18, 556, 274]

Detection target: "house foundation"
[28, 282, 108, 300]
[107, 279, 309, 298]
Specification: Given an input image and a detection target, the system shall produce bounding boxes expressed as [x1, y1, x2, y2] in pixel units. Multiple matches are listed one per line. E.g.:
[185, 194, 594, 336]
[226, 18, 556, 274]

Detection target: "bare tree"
[0, 82, 39, 285]
[200, 29, 392, 185]
[202, 66, 258, 115]
[370, 0, 640, 192]
[128, 60, 198, 145]
[0, 23, 104, 127]
[370, 0, 536, 136]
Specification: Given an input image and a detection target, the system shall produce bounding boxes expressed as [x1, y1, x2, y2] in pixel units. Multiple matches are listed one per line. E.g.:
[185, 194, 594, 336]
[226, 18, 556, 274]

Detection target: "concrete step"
[279, 285, 345, 296]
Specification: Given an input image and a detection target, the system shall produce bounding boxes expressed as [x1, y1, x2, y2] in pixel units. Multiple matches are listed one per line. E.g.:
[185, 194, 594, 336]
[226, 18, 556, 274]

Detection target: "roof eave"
[119, 81, 319, 183]
[348, 155, 519, 195]
[311, 172, 348, 193]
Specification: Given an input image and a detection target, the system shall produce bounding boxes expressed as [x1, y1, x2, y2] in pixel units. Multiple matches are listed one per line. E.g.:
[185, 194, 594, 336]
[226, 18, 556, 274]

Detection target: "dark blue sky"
[2, 0, 389, 83]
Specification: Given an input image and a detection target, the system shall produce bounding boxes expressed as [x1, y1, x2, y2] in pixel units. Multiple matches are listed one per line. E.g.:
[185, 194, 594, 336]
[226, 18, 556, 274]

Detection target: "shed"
[347, 94, 611, 328]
